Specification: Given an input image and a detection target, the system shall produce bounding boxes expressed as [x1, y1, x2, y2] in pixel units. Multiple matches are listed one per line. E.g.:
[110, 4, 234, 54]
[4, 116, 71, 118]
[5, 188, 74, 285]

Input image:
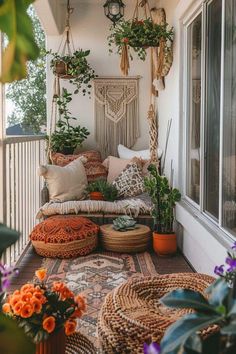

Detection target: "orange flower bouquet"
[2, 268, 86, 346]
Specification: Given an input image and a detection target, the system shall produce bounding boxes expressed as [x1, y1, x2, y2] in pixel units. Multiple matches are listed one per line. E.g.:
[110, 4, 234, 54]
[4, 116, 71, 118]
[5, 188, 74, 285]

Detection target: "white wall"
[46, 0, 162, 151]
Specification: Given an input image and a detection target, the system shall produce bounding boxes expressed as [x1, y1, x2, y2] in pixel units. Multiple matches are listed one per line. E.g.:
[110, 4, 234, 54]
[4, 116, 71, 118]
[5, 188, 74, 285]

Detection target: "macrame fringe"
[95, 100, 139, 158]
[120, 45, 130, 76]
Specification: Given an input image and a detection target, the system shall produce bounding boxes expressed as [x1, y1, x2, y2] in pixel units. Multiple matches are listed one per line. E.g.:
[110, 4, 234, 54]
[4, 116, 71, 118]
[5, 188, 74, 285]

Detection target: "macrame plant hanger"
[47, 0, 75, 164]
[122, 0, 160, 165]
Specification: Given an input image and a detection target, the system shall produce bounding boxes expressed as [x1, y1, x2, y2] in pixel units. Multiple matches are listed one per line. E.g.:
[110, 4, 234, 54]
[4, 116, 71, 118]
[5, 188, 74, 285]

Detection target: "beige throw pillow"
[103, 156, 143, 183]
[112, 163, 145, 198]
[38, 157, 88, 202]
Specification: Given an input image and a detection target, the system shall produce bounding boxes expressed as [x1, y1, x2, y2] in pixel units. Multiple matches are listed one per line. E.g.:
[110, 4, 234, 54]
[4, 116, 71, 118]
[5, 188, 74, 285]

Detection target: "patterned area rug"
[43, 251, 159, 348]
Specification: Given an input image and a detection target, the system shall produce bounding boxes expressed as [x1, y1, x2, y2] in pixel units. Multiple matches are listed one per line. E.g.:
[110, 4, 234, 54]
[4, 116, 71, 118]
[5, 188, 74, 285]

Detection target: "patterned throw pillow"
[51, 151, 107, 183]
[112, 163, 145, 198]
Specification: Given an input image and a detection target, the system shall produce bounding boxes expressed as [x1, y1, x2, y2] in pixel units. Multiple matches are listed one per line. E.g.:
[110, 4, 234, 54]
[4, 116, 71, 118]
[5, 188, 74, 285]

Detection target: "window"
[185, 0, 236, 237]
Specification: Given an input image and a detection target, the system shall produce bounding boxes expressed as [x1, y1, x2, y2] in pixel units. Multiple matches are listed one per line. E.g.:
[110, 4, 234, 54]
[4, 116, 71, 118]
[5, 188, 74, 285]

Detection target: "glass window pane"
[186, 14, 202, 204]
[222, 0, 236, 236]
[204, 0, 222, 219]
[5, 6, 46, 136]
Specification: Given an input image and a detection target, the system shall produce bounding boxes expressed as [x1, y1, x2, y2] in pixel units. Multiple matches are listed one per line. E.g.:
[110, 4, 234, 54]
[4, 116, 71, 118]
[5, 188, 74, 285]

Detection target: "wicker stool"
[30, 216, 99, 258]
[100, 224, 151, 253]
[98, 273, 214, 354]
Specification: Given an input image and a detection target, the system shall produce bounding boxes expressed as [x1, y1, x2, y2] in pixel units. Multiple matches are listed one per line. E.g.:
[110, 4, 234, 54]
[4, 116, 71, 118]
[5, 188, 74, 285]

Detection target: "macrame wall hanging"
[94, 77, 140, 158]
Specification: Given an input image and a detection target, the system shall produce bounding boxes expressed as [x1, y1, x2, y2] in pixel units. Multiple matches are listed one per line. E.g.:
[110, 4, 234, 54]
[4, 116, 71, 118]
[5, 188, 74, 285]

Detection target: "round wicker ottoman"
[30, 215, 99, 258]
[98, 273, 215, 354]
[100, 224, 151, 253]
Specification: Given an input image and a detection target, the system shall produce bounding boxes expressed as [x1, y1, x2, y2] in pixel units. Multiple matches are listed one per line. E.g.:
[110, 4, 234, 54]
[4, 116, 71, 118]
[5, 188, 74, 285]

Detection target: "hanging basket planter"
[108, 0, 174, 75]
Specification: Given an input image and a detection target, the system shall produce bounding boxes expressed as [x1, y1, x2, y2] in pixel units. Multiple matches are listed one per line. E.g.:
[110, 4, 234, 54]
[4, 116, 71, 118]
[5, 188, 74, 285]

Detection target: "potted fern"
[86, 180, 118, 202]
[144, 164, 181, 256]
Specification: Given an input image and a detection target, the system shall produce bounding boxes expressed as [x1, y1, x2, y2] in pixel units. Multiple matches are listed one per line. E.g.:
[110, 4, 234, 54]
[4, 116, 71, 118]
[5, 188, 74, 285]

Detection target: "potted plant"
[156, 243, 236, 354]
[144, 164, 181, 256]
[48, 49, 96, 95]
[2, 268, 86, 354]
[108, 18, 174, 61]
[113, 215, 137, 232]
[86, 180, 118, 202]
[47, 88, 90, 155]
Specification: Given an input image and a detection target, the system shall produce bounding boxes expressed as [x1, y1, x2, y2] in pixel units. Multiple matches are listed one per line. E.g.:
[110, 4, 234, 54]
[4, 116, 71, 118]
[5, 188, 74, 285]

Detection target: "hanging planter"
[47, 0, 96, 95]
[48, 49, 96, 95]
[108, 0, 174, 75]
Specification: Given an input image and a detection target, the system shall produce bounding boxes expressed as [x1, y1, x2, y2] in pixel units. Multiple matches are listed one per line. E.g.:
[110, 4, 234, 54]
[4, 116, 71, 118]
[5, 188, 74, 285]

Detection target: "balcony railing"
[0, 136, 46, 265]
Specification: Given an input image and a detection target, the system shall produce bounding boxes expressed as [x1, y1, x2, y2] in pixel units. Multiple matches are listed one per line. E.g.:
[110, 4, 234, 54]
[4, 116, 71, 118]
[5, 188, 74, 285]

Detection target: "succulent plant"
[113, 215, 137, 232]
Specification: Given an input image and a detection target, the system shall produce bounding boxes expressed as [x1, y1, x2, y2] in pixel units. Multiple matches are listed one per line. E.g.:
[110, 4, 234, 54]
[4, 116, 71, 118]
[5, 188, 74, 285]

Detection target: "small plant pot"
[89, 192, 104, 201]
[35, 328, 66, 354]
[54, 61, 67, 75]
[58, 147, 74, 155]
[153, 232, 177, 256]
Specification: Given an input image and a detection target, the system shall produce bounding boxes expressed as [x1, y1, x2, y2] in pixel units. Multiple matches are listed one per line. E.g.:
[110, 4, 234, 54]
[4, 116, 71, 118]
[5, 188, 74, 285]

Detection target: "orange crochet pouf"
[30, 216, 99, 258]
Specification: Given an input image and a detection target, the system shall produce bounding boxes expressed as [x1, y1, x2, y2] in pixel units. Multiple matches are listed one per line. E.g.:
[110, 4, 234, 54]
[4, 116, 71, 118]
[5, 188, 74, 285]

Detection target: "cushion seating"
[30, 216, 99, 258]
[98, 273, 215, 354]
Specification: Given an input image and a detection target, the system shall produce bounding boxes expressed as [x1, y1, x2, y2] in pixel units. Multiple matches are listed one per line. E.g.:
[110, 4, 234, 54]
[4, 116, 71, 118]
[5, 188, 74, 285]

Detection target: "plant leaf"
[160, 313, 224, 353]
[160, 289, 219, 314]
[0, 0, 39, 83]
[206, 279, 229, 307]
[0, 223, 19, 257]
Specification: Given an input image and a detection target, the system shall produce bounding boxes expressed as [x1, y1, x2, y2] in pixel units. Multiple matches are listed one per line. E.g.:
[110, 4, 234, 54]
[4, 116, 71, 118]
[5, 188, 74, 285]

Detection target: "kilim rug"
[42, 251, 159, 348]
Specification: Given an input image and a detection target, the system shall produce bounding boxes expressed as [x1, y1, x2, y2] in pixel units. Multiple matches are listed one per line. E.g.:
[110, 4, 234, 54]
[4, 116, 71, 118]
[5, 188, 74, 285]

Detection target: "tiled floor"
[10, 246, 194, 291]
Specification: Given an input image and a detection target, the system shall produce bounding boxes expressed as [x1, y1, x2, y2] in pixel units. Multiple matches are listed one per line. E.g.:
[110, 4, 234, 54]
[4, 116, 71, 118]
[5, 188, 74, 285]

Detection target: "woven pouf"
[30, 216, 99, 258]
[98, 273, 215, 354]
[100, 224, 151, 253]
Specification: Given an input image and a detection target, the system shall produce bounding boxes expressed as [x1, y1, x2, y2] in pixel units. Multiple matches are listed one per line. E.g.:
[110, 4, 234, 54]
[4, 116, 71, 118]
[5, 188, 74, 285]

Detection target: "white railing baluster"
[2, 136, 46, 265]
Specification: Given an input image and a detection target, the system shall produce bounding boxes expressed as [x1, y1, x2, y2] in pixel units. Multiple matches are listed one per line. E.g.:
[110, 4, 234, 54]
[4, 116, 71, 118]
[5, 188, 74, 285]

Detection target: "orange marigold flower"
[35, 268, 47, 282]
[43, 316, 56, 334]
[33, 291, 47, 304]
[72, 308, 83, 319]
[64, 319, 77, 336]
[13, 290, 20, 296]
[75, 295, 86, 312]
[52, 282, 65, 292]
[60, 287, 74, 301]
[30, 297, 42, 314]
[21, 283, 34, 293]
[21, 292, 33, 302]
[9, 295, 21, 308]
[21, 304, 34, 318]
[2, 303, 11, 314]
[13, 301, 25, 316]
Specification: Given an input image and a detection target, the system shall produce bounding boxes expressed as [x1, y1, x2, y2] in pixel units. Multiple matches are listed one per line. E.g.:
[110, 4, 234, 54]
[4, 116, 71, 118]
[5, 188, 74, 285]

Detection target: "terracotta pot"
[55, 61, 67, 75]
[153, 232, 177, 256]
[89, 192, 104, 201]
[35, 328, 66, 354]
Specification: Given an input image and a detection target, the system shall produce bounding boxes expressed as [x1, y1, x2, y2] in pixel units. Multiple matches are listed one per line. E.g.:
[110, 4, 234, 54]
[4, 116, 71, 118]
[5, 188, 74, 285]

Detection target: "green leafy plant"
[108, 18, 174, 61]
[48, 49, 96, 95]
[113, 215, 137, 232]
[159, 276, 236, 354]
[86, 180, 118, 202]
[0, 0, 40, 83]
[144, 164, 181, 233]
[48, 88, 90, 154]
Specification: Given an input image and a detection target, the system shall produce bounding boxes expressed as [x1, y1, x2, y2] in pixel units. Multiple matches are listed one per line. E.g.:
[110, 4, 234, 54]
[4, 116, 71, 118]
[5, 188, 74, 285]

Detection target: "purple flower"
[143, 342, 161, 354]
[214, 265, 224, 276]
[232, 242, 236, 250]
[226, 257, 236, 272]
[0, 263, 19, 293]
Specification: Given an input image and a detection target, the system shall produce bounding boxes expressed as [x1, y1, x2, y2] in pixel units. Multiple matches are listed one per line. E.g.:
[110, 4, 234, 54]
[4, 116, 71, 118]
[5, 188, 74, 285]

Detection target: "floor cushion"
[30, 216, 99, 258]
[98, 273, 214, 354]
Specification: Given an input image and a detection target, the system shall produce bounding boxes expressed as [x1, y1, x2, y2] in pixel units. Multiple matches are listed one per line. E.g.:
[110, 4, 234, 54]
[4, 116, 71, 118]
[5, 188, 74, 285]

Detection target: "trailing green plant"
[144, 164, 181, 233]
[108, 18, 174, 61]
[113, 215, 137, 232]
[48, 49, 96, 95]
[86, 180, 118, 202]
[47, 88, 90, 154]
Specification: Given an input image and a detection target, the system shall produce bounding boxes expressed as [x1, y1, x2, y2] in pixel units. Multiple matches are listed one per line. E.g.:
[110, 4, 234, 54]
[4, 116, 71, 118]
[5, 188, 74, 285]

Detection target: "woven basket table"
[98, 273, 215, 354]
[66, 332, 96, 354]
[100, 224, 151, 253]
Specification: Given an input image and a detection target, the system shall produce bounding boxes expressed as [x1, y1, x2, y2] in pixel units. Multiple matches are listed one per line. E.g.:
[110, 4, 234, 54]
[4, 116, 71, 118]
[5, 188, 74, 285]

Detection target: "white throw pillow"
[38, 157, 88, 202]
[118, 144, 162, 160]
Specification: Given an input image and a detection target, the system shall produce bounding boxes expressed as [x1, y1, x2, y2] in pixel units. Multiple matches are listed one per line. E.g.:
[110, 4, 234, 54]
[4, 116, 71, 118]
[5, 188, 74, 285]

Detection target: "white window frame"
[182, 0, 235, 240]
